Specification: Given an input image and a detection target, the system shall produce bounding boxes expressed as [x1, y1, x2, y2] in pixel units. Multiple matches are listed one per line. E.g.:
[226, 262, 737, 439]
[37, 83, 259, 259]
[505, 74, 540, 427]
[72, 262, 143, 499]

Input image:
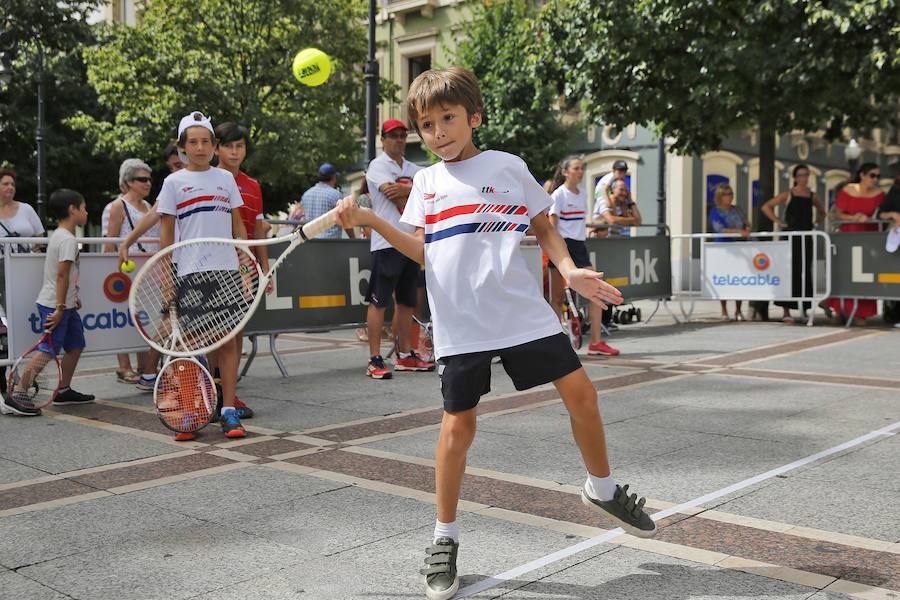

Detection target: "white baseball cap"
[886, 227, 900, 253]
[176, 111, 215, 164]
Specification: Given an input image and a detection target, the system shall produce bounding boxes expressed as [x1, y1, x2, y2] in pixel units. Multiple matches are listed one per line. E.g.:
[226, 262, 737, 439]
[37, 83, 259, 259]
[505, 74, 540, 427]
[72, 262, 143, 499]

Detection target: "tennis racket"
[6, 331, 61, 411]
[129, 206, 338, 358]
[153, 306, 217, 433]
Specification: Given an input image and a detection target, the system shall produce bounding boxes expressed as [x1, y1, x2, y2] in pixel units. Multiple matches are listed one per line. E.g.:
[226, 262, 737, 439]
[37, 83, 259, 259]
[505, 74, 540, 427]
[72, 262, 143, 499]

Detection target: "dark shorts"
[438, 332, 582, 412]
[36, 305, 85, 356]
[548, 238, 592, 270]
[366, 248, 419, 308]
[175, 270, 244, 333]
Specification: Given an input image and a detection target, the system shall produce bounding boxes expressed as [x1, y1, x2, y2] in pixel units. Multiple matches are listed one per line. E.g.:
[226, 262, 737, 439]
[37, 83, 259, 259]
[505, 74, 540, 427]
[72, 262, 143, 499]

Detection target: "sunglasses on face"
[866, 172, 880, 179]
[383, 132, 407, 140]
[131, 176, 152, 183]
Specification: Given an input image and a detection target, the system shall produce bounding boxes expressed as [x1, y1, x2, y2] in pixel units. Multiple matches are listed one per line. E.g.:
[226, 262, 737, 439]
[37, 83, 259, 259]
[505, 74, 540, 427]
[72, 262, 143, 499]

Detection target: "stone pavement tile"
[711, 476, 900, 544]
[18, 523, 308, 600]
[0, 456, 48, 485]
[221, 483, 436, 556]
[750, 333, 900, 379]
[0, 477, 98, 511]
[237, 396, 384, 433]
[0, 570, 69, 600]
[0, 416, 176, 474]
[789, 436, 900, 493]
[505, 545, 843, 600]
[123, 465, 347, 521]
[0, 494, 202, 569]
[605, 321, 826, 364]
[191, 512, 617, 600]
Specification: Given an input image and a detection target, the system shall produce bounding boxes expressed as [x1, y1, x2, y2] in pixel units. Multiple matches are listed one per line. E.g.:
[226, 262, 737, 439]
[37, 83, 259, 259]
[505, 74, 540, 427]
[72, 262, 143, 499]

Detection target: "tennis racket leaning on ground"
[4, 331, 61, 413]
[128, 206, 339, 359]
[152, 306, 218, 435]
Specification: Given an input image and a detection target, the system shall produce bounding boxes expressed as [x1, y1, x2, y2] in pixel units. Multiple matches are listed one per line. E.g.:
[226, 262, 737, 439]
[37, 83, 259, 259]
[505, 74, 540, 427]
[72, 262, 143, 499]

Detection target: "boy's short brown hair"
[406, 67, 484, 132]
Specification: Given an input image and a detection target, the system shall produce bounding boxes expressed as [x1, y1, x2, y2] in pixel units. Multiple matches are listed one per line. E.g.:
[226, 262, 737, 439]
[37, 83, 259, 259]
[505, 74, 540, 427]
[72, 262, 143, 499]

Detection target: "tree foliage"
[0, 0, 115, 219]
[70, 0, 373, 211]
[454, 0, 580, 179]
[538, 0, 900, 155]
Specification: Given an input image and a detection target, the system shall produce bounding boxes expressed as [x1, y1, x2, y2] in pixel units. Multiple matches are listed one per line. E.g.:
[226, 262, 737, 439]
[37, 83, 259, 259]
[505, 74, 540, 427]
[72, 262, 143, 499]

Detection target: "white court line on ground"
[456, 417, 900, 598]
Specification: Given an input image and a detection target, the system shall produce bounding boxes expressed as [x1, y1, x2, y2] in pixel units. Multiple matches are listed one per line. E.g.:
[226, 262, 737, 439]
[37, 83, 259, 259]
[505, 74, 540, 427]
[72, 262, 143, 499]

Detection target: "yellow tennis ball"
[292, 48, 332, 87]
[120, 260, 136, 273]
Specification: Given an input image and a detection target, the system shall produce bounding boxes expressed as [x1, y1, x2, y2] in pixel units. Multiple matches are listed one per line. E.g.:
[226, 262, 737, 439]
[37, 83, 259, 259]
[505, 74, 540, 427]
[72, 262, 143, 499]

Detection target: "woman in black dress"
[761, 164, 826, 323]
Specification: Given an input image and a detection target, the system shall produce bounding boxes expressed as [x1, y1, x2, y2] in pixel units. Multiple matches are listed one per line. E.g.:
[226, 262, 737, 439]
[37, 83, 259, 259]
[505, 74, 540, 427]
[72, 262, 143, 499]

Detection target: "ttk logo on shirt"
[481, 186, 510, 194]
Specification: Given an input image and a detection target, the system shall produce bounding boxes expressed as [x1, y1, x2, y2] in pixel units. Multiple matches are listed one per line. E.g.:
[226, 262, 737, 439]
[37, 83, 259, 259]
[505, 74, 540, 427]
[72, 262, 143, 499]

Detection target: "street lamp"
[845, 138, 861, 180]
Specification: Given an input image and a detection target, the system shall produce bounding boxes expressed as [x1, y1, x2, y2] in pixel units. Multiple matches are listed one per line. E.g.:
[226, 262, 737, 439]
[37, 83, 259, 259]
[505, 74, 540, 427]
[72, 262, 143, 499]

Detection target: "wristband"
[56, 304, 66, 310]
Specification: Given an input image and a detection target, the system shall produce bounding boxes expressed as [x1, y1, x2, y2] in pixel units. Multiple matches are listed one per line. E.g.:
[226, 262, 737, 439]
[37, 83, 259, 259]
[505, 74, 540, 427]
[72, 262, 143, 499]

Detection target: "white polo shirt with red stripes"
[549, 185, 587, 241]
[156, 167, 243, 275]
[401, 150, 562, 359]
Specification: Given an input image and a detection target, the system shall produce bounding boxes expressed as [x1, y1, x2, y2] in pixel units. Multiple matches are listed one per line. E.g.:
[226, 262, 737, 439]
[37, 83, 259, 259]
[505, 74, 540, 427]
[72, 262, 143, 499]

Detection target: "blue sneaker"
[220, 409, 246, 439]
[136, 374, 156, 393]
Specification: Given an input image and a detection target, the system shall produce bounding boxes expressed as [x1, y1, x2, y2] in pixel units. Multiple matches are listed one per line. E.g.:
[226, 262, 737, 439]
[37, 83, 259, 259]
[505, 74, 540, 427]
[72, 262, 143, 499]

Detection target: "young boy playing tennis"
[156, 111, 248, 440]
[335, 67, 657, 600]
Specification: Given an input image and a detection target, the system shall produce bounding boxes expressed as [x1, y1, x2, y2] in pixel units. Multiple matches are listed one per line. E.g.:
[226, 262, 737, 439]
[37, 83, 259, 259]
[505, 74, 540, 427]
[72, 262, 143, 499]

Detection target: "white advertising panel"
[4, 253, 150, 357]
[702, 241, 792, 300]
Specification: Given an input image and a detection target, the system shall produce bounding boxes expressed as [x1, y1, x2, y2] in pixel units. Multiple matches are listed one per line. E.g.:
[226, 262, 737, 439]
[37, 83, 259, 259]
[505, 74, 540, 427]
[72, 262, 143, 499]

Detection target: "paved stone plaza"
[1, 302, 898, 600]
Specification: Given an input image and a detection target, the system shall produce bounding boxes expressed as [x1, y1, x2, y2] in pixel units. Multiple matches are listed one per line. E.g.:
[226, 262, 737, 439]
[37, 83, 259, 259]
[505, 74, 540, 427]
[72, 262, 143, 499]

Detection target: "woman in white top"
[102, 159, 159, 384]
[0, 168, 46, 252]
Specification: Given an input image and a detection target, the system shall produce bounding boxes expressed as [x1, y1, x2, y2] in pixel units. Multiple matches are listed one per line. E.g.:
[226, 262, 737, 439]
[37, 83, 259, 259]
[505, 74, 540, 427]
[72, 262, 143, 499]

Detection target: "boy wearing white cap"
[155, 112, 249, 440]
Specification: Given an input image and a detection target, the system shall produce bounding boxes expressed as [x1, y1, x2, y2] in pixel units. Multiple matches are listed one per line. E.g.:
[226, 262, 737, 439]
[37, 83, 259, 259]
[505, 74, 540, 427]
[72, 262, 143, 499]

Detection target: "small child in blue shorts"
[336, 67, 657, 600]
[1, 189, 95, 417]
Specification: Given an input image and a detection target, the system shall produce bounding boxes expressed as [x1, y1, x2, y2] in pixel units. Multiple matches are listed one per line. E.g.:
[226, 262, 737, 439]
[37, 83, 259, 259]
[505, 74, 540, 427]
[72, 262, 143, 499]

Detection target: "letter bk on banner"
[4, 253, 150, 358]
[702, 241, 792, 300]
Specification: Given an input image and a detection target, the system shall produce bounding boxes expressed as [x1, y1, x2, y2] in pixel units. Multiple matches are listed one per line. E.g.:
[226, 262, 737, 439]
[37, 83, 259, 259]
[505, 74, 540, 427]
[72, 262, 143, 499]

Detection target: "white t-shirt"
[549, 185, 587, 241]
[0, 202, 44, 254]
[102, 196, 159, 252]
[36, 228, 79, 308]
[594, 172, 615, 207]
[401, 150, 562, 359]
[156, 168, 243, 275]
[366, 152, 421, 252]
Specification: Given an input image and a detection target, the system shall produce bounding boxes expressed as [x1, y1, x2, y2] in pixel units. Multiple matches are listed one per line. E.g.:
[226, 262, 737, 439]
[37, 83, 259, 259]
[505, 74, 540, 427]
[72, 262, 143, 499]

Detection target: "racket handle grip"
[300, 207, 338, 241]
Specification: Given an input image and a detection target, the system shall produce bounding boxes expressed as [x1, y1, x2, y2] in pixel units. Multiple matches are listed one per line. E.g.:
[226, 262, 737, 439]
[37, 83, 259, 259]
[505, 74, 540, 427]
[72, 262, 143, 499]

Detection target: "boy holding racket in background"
[336, 67, 656, 600]
[0, 189, 95, 416]
[156, 112, 248, 440]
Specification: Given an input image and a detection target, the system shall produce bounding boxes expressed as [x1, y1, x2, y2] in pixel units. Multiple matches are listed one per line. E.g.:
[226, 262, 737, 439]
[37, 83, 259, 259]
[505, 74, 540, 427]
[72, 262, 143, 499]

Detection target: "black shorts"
[438, 332, 582, 412]
[366, 248, 419, 308]
[548, 238, 592, 270]
[175, 270, 244, 333]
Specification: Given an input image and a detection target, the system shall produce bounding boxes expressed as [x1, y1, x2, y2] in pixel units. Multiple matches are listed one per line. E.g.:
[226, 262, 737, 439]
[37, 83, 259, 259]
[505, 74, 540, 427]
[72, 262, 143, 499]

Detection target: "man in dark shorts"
[363, 119, 435, 379]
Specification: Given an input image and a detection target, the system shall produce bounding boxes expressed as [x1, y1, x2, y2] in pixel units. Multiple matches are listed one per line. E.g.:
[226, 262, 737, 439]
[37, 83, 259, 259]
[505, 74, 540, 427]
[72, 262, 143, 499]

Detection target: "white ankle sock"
[587, 474, 617, 501]
[433, 520, 459, 543]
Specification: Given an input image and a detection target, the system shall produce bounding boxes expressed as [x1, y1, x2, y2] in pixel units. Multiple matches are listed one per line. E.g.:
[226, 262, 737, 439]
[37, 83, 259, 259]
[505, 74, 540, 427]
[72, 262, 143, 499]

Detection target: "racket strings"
[132, 243, 261, 353]
[156, 359, 216, 432]
[8, 350, 56, 409]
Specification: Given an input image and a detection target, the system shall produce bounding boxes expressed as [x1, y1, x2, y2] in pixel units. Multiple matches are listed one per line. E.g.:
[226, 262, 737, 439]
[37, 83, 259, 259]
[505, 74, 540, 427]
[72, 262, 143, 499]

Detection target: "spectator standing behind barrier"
[709, 183, 750, 321]
[363, 118, 434, 379]
[762, 164, 826, 324]
[549, 157, 620, 357]
[102, 159, 158, 385]
[301, 164, 355, 240]
[601, 180, 642, 237]
[162, 142, 183, 173]
[592, 160, 629, 237]
[878, 174, 900, 231]
[824, 162, 885, 326]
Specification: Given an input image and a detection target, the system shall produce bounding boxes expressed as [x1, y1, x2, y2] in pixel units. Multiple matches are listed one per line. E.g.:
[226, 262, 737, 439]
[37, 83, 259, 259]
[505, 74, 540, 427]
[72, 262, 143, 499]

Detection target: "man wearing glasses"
[362, 119, 434, 379]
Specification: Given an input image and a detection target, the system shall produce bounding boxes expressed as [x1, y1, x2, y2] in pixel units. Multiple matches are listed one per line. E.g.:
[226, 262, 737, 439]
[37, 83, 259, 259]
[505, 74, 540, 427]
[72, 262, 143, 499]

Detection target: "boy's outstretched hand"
[566, 268, 623, 310]
[335, 196, 372, 229]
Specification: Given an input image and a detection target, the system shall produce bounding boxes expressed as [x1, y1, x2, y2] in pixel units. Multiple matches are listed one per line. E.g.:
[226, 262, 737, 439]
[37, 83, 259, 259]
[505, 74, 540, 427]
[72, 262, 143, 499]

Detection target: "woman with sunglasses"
[102, 159, 159, 384]
[824, 162, 885, 326]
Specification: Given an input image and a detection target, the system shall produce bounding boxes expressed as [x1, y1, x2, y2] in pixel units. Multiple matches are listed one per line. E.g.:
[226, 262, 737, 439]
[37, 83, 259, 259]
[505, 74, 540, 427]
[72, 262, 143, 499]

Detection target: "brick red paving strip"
[228, 439, 313, 457]
[291, 449, 900, 592]
[310, 370, 681, 443]
[695, 329, 873, 367]
[0, 478, 98, 510]
[69, 453, 234, 489]
[724, 368, 900, 389]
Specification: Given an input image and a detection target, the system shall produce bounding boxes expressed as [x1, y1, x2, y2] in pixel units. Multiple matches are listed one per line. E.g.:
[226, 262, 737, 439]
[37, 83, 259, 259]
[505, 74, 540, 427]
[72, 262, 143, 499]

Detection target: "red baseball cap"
[381, 119, 408, 136]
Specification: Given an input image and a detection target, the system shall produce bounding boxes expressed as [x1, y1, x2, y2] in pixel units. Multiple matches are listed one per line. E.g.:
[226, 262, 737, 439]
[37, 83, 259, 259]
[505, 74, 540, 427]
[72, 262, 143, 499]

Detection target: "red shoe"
[367, 355, 393, 379]
[588, 341, 620, 356]
[394, 351, 436, 372]
[233, 396, 254, 419]
[174, 431, 196, 442]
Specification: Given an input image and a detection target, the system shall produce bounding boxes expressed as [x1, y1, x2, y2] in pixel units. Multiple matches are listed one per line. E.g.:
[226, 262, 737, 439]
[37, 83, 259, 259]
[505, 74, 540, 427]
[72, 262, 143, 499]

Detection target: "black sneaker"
[52, 388, 96, 406]
[582, 482, 657, 538]
[0, 392, 41, 416]
[421, 537, 459, 600]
